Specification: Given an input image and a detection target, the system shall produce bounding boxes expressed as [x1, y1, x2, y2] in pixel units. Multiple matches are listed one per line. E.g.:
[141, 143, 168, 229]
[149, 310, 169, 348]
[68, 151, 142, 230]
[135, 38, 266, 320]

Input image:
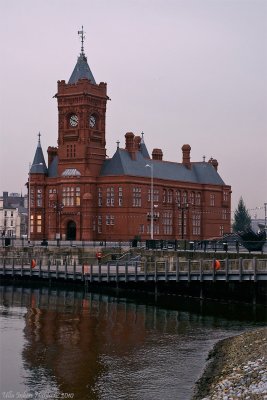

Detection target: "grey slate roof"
[68, 54, 96, 84]
[30, 139, 48, 174]
[140, 141, 150, 159]
[100, 148, 225, 185]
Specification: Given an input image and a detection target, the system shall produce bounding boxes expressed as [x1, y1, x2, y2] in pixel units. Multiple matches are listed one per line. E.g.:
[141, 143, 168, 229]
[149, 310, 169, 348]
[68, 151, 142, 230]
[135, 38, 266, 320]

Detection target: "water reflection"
[0, 284, 266, 400]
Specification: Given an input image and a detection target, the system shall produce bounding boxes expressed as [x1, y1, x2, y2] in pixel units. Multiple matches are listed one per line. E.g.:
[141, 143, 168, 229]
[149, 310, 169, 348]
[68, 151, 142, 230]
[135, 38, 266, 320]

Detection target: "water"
[0, 284, 266, 400]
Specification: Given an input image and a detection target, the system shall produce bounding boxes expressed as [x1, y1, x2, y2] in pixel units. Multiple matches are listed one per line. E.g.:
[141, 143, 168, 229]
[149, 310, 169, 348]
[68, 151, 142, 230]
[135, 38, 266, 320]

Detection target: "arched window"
[167, 189, 173, 203]
[189, 192, 195, 205]
[175, 190, 181, 205]
[182, 191, 188, 205]
[196, 192, 201, 206]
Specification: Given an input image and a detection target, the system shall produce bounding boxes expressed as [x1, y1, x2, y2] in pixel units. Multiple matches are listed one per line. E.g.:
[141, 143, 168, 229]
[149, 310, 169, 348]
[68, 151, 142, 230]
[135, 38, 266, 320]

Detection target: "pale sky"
[0, 0, 266, 219]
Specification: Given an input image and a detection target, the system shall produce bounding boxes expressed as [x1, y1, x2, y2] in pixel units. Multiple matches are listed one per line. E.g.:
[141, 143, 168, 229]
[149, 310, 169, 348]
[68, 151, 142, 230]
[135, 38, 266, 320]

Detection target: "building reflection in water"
[3, 286, 184, 399]
[1, 285, 263, 399]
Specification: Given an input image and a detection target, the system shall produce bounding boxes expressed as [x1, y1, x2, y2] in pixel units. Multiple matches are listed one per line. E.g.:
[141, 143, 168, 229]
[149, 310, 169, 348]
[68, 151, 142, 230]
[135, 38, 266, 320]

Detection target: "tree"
[232, 197, 252, 232]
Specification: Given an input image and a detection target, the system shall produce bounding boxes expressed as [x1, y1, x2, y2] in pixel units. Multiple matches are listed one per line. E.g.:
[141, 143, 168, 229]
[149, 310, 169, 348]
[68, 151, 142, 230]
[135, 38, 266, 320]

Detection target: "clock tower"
[55, 27, 108, 179]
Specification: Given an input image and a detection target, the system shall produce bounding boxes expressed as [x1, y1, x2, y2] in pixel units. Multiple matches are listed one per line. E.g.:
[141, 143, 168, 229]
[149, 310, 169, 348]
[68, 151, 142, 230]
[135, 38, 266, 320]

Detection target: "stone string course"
[193, 327, 267, 400]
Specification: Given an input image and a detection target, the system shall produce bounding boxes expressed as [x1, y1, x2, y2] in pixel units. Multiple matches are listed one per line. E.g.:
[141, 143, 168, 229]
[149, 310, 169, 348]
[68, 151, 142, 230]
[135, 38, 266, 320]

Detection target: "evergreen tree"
[232, 197, 252, 232]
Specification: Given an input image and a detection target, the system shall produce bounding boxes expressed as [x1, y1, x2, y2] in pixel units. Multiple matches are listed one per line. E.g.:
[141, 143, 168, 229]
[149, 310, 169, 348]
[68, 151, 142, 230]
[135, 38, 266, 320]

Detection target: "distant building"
[251, 219, 266, 233]
[28, 29, 231, 242]
[0, 192, 28, 238]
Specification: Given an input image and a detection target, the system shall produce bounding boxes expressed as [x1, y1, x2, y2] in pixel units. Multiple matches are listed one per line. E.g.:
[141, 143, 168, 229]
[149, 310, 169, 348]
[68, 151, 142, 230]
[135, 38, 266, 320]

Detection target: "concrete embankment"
[192, 327, 267, 399]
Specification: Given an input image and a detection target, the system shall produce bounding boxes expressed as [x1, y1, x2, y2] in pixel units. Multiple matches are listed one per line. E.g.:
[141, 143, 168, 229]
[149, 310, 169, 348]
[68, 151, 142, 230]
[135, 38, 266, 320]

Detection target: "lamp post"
[146, 164, 154, 240]
[178, 203, 189, 239]
[53, 198, 64, 241]
[264, 202, 267, 233]
[28, 162, 43, 242]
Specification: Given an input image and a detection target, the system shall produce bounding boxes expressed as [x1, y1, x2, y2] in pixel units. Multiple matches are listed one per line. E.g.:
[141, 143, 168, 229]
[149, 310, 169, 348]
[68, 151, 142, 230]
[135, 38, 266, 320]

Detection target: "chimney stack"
[182, 144, 191, 168]
[125, 132, 136, 160]
[208, 157, 218, 171]
[152, 148, 163, 161]
[47, 147, 58, 167]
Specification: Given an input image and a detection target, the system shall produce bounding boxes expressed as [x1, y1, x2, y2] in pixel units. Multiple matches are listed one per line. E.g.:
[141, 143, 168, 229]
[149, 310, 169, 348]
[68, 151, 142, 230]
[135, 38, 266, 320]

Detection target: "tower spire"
[78, 26, 85, 55]
[38, 132, 41, 146]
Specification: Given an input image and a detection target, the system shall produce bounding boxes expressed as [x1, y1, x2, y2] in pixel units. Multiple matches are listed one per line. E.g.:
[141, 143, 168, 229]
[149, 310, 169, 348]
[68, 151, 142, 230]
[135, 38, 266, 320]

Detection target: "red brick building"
[28, 30, 231, 242]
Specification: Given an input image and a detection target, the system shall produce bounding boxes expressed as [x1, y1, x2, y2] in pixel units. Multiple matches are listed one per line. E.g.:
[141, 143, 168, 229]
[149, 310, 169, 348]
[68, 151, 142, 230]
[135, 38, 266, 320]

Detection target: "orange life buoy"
[31, 259, 36, 268]
[214, 259, 220, 270]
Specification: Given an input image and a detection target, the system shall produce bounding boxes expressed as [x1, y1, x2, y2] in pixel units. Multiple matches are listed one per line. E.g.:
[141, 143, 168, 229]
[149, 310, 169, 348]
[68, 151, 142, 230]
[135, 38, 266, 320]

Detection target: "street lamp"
[52, 198, 64, 241]
[264, 203, 267, 233]
[177, 203, 189, 239]
[146, 164, 154, 240]
[28, 162, 43, 242]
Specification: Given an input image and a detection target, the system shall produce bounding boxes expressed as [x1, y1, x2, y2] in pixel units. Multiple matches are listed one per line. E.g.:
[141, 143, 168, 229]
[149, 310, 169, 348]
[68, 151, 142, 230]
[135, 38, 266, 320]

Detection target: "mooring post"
[98, 262, 101, 282]
[253, 282, 257, 305]
[39, 259, 42, 278]
[188, 259, 191, 283]
[154, 261, 157, 282]
[135, 261, 138, 282]
[48, 259, 51, 279]
[155, 282, 158, 300]
[125, 262, 128, 282]
[253, 257, 257, 282]
[225, 257, 229, 282]
[12, 257, 14, 276]
[144, 261, 147, 282]
[200, 282, 204, 300]
[90, 264, 93, 283]
[3, 257, 6, 275]
[21, 257, 24, 276]
[165, 260, 168, 282]
[107, 262, 110, 283]
[73, 260, 76, 280]
[116, 262, 119, 283]
[199, 259, 203, 282]
[56, 260, 59, 279]
[64, 260, 67, 279]
[176, 258, 179, 282]
[239, 257, 243, 282]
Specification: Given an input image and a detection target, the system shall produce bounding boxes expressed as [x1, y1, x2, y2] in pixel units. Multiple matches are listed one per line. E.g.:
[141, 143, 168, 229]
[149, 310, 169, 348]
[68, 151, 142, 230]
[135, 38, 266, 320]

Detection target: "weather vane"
[78, 26, 85, 55]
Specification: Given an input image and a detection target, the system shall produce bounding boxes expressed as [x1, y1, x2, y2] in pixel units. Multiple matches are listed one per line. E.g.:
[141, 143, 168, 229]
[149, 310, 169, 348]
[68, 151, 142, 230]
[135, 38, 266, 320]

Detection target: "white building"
[0, 192, 27, 238]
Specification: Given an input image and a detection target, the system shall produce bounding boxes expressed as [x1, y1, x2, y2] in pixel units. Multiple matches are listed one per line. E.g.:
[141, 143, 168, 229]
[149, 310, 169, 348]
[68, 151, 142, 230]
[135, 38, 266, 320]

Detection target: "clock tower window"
[67, 144, 76, 158]
[89, 114, 97, 129]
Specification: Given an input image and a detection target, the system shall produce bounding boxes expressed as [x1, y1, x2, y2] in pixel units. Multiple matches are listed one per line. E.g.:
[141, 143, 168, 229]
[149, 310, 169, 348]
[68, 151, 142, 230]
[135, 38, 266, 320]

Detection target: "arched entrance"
[66, 221, 76, 240]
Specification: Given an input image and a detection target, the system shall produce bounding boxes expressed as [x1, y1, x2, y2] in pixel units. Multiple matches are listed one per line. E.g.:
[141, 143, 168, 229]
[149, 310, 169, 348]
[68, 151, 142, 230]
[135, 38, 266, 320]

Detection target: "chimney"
[182, 144, 191, 168]
[208, 157, 218, 171]
[125, 132, 136, 160]
[47, 146, 58, 167]
[152, 148, 163, 161]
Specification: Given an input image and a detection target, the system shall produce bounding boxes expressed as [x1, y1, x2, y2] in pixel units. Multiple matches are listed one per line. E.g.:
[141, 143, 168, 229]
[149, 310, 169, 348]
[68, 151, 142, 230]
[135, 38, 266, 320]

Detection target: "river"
[0, 284, 266, 400]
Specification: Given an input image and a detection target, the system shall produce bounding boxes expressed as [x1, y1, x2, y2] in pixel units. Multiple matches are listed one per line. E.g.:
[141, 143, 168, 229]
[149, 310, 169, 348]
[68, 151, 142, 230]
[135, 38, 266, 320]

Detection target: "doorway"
[66, 220, 76, 240]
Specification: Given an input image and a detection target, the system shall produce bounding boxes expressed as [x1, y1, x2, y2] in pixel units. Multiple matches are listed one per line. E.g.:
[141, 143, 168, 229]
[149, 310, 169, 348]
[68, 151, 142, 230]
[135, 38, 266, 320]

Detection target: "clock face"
[69, 114, 78, 127]
[89, 115, 96, 128]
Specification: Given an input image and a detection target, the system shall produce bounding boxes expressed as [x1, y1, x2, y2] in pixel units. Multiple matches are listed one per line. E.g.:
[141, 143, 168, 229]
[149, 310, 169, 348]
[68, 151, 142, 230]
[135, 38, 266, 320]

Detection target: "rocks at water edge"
[192, 327, 267, 400]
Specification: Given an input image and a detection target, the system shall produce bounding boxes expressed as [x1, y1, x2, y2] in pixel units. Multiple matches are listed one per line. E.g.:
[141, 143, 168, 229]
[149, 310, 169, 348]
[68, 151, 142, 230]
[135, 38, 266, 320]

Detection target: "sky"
[0, 0, 266, 220]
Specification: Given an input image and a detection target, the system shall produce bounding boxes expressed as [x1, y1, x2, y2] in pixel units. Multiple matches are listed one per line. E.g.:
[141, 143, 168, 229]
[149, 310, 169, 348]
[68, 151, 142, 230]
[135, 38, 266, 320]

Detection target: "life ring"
[214, 259, 220, 270]
[31, 259, 36, 268]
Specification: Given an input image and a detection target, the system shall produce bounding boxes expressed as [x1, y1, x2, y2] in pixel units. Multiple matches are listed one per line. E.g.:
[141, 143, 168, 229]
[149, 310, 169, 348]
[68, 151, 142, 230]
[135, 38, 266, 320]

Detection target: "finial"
[203, 155, 206, 162]
[78, 26, 85, 55]
[141, 131, 144, 142]
[116, 140, 120, 149]
[38, 132, 41, 146]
